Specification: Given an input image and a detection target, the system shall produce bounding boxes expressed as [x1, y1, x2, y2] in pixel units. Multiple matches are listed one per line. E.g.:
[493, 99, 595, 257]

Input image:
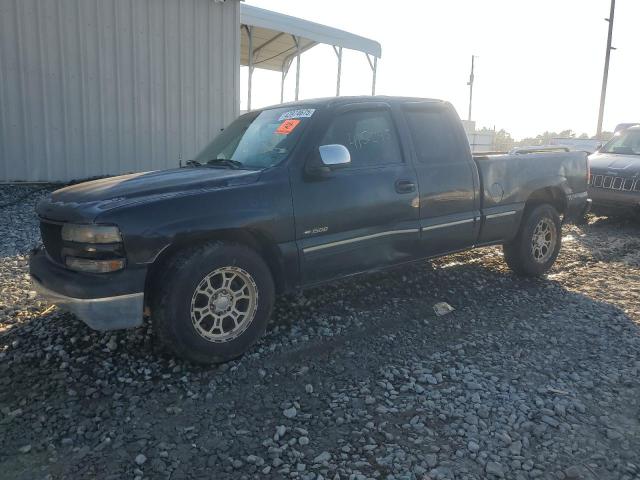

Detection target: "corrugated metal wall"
[0, 0, 240, 182]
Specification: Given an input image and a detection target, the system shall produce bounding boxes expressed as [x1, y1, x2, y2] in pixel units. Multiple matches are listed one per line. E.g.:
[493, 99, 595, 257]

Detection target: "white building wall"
[0, 0, 240, 182]
[461, 121, 495, 153]
[467, 132, 495, 153]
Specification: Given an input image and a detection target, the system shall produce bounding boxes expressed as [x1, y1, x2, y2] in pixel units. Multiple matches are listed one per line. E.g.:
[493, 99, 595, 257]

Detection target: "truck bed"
[473, 151, 589, 245]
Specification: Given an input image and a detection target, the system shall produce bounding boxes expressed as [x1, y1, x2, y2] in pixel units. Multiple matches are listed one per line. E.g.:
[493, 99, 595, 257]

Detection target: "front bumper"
[588, 186, 640, 215]
[32, 278, 144, 330]
[29, 249, 146, 330]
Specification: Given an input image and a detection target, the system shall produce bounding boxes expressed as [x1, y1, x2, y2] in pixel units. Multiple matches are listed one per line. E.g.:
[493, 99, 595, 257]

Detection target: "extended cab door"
[402, 103, 481, 255]
[290, 103, 421, 286]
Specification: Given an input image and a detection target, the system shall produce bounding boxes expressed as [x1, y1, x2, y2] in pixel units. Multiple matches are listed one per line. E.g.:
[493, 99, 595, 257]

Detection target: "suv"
[589, 125, 640, 216]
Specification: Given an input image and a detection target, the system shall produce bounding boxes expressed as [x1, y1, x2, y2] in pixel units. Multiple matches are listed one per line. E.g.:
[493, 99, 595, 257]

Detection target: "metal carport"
[240, 4, 382, 110]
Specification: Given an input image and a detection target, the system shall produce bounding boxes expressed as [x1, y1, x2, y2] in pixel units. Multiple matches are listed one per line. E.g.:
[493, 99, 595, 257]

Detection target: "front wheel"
[151, 242, 275, 364]
[503, 204, 562, 276]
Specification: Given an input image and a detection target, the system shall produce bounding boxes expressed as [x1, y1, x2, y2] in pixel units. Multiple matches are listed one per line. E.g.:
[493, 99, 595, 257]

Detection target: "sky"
[242, 0, 640, 140]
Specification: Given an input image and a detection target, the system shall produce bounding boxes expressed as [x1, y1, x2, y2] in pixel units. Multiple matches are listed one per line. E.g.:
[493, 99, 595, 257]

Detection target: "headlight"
[61, 224, 122, 244]
[65, 257, 125, 273]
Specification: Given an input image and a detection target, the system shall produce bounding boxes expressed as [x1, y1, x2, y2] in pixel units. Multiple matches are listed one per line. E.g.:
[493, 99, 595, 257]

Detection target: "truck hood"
[589, 152, 640, 174]
[37, 167, 261, 222]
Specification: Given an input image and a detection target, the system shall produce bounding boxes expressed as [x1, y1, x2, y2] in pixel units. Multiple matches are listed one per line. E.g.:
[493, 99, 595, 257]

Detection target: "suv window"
[320, 109, 402, 167]
[405, 109, 459, 164]
[600, 128, 640, 155]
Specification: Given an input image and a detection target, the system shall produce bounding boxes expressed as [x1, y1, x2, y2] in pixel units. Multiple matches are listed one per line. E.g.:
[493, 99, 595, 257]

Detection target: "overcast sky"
[242, 0, 639, 139]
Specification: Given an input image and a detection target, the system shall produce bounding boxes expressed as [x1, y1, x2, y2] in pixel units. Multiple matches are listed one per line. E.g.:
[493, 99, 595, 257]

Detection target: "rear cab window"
[403, 106, 462, 164]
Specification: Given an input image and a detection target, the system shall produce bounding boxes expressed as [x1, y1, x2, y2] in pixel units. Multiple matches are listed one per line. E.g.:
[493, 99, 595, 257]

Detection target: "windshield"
[193, 107, 316, 169]
[600, 129, 640, 156]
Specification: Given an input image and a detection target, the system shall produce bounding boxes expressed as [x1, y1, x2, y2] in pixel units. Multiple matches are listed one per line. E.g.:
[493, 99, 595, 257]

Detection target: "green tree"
[516, 130, 575, 147]
[494, 129, 515, 152]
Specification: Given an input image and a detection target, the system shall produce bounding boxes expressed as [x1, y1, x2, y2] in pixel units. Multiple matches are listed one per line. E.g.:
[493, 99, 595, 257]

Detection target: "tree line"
[477, 128, 614, 152]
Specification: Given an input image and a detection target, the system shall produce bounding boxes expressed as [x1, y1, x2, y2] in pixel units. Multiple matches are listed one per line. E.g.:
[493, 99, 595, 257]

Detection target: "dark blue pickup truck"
[31, 96, 589, 363]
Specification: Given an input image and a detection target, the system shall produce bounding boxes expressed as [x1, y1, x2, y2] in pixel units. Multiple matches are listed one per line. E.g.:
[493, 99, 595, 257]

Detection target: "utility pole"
[597, 0, 616, 137]
[467, 55, 476, 122]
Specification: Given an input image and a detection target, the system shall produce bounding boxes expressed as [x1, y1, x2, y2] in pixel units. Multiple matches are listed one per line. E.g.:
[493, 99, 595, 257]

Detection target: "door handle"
[395, 179, 416, 194]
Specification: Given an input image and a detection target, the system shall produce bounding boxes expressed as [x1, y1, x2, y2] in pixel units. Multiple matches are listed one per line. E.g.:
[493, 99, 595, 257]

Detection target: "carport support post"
[333, 46, 343, 96]
[372, 56, 377, 96]
[280, 59, 291, 104]
[293, 36, 301, 101]
[280, 69, 286, 104]
[366, 54, 378, 96]
[245, 26, 254, 111]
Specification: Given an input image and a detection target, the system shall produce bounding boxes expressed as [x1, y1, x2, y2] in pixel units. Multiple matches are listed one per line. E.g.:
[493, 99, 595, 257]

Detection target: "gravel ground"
[1, 184, 639, 480]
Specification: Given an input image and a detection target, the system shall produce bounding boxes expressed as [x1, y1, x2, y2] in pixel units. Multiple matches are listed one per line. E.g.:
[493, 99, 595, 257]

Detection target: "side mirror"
[319, 144, 351, 168]
[306, 144, 351, 177]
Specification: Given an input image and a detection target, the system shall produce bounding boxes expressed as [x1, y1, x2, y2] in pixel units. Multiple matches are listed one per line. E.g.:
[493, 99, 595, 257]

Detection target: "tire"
[503, 204, 562, 277]
[151, 242, 275, 364]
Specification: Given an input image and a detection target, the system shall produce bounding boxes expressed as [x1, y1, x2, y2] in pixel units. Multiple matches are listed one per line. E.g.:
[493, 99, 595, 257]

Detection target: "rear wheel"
[503, 204, 562, 276]
[151, 242, 275, 364]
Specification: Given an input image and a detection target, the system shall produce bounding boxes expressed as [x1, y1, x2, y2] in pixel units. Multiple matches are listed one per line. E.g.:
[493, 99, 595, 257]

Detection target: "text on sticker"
[278, 109, 315, 121]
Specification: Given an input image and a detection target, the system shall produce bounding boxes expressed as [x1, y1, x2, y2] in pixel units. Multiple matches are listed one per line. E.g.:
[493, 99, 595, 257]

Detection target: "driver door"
[290, 103, 421, 286]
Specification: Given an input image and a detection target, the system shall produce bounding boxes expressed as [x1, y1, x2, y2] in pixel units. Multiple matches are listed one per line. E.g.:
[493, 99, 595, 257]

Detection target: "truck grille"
[590, 174, 640, 192]
[39, 220, 64, 264]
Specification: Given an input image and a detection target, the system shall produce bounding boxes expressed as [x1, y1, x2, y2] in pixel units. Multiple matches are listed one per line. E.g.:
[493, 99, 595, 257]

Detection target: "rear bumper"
[564, 192, 590, 223]
[29, 248, 146, 330]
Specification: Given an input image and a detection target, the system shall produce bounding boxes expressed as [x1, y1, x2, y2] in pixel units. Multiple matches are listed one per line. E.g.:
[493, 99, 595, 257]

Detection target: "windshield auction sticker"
[275, 119, 301, 135]
[278, 109, 315, 121]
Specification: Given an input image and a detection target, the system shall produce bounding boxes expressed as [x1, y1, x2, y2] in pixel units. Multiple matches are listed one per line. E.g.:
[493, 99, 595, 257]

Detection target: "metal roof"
[240, 4, 381, 72]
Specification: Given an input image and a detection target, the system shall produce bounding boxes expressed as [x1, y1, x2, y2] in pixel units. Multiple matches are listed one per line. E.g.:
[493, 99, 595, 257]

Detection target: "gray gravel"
[1, 184, 640, 480]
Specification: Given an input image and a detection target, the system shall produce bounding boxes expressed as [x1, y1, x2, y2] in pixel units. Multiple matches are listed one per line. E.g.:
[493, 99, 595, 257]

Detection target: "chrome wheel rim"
[190, 266, 258, 343]
[531, 218, 556, 263]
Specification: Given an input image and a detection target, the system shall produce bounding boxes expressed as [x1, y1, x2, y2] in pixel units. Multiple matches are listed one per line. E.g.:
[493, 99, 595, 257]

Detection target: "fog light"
[65, 257, 125, 273]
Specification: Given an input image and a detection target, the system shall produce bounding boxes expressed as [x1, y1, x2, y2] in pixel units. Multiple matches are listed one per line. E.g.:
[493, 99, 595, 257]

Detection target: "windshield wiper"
[184, 159, 202, 167]
[206, 158, 244, 169]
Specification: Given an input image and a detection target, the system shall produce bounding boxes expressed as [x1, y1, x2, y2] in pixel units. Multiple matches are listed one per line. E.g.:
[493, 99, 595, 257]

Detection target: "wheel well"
[525, 187, 567, 215]
[144, 229, 286, 302]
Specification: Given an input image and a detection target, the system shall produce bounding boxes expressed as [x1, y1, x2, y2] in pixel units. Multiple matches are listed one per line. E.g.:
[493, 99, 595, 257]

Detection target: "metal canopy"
[240, 4, 381, 109]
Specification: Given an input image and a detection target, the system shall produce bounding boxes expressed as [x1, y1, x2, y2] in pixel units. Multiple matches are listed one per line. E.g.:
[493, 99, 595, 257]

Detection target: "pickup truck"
[30, 96, 589, 363]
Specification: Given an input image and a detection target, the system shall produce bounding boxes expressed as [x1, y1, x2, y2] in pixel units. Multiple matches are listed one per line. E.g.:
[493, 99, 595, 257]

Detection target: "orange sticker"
[275, 119, 301, 135]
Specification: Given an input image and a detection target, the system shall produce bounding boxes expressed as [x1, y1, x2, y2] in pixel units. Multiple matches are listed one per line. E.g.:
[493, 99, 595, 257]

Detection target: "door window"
[405, 109, 460, 164]
[320, 109, 402, 167]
